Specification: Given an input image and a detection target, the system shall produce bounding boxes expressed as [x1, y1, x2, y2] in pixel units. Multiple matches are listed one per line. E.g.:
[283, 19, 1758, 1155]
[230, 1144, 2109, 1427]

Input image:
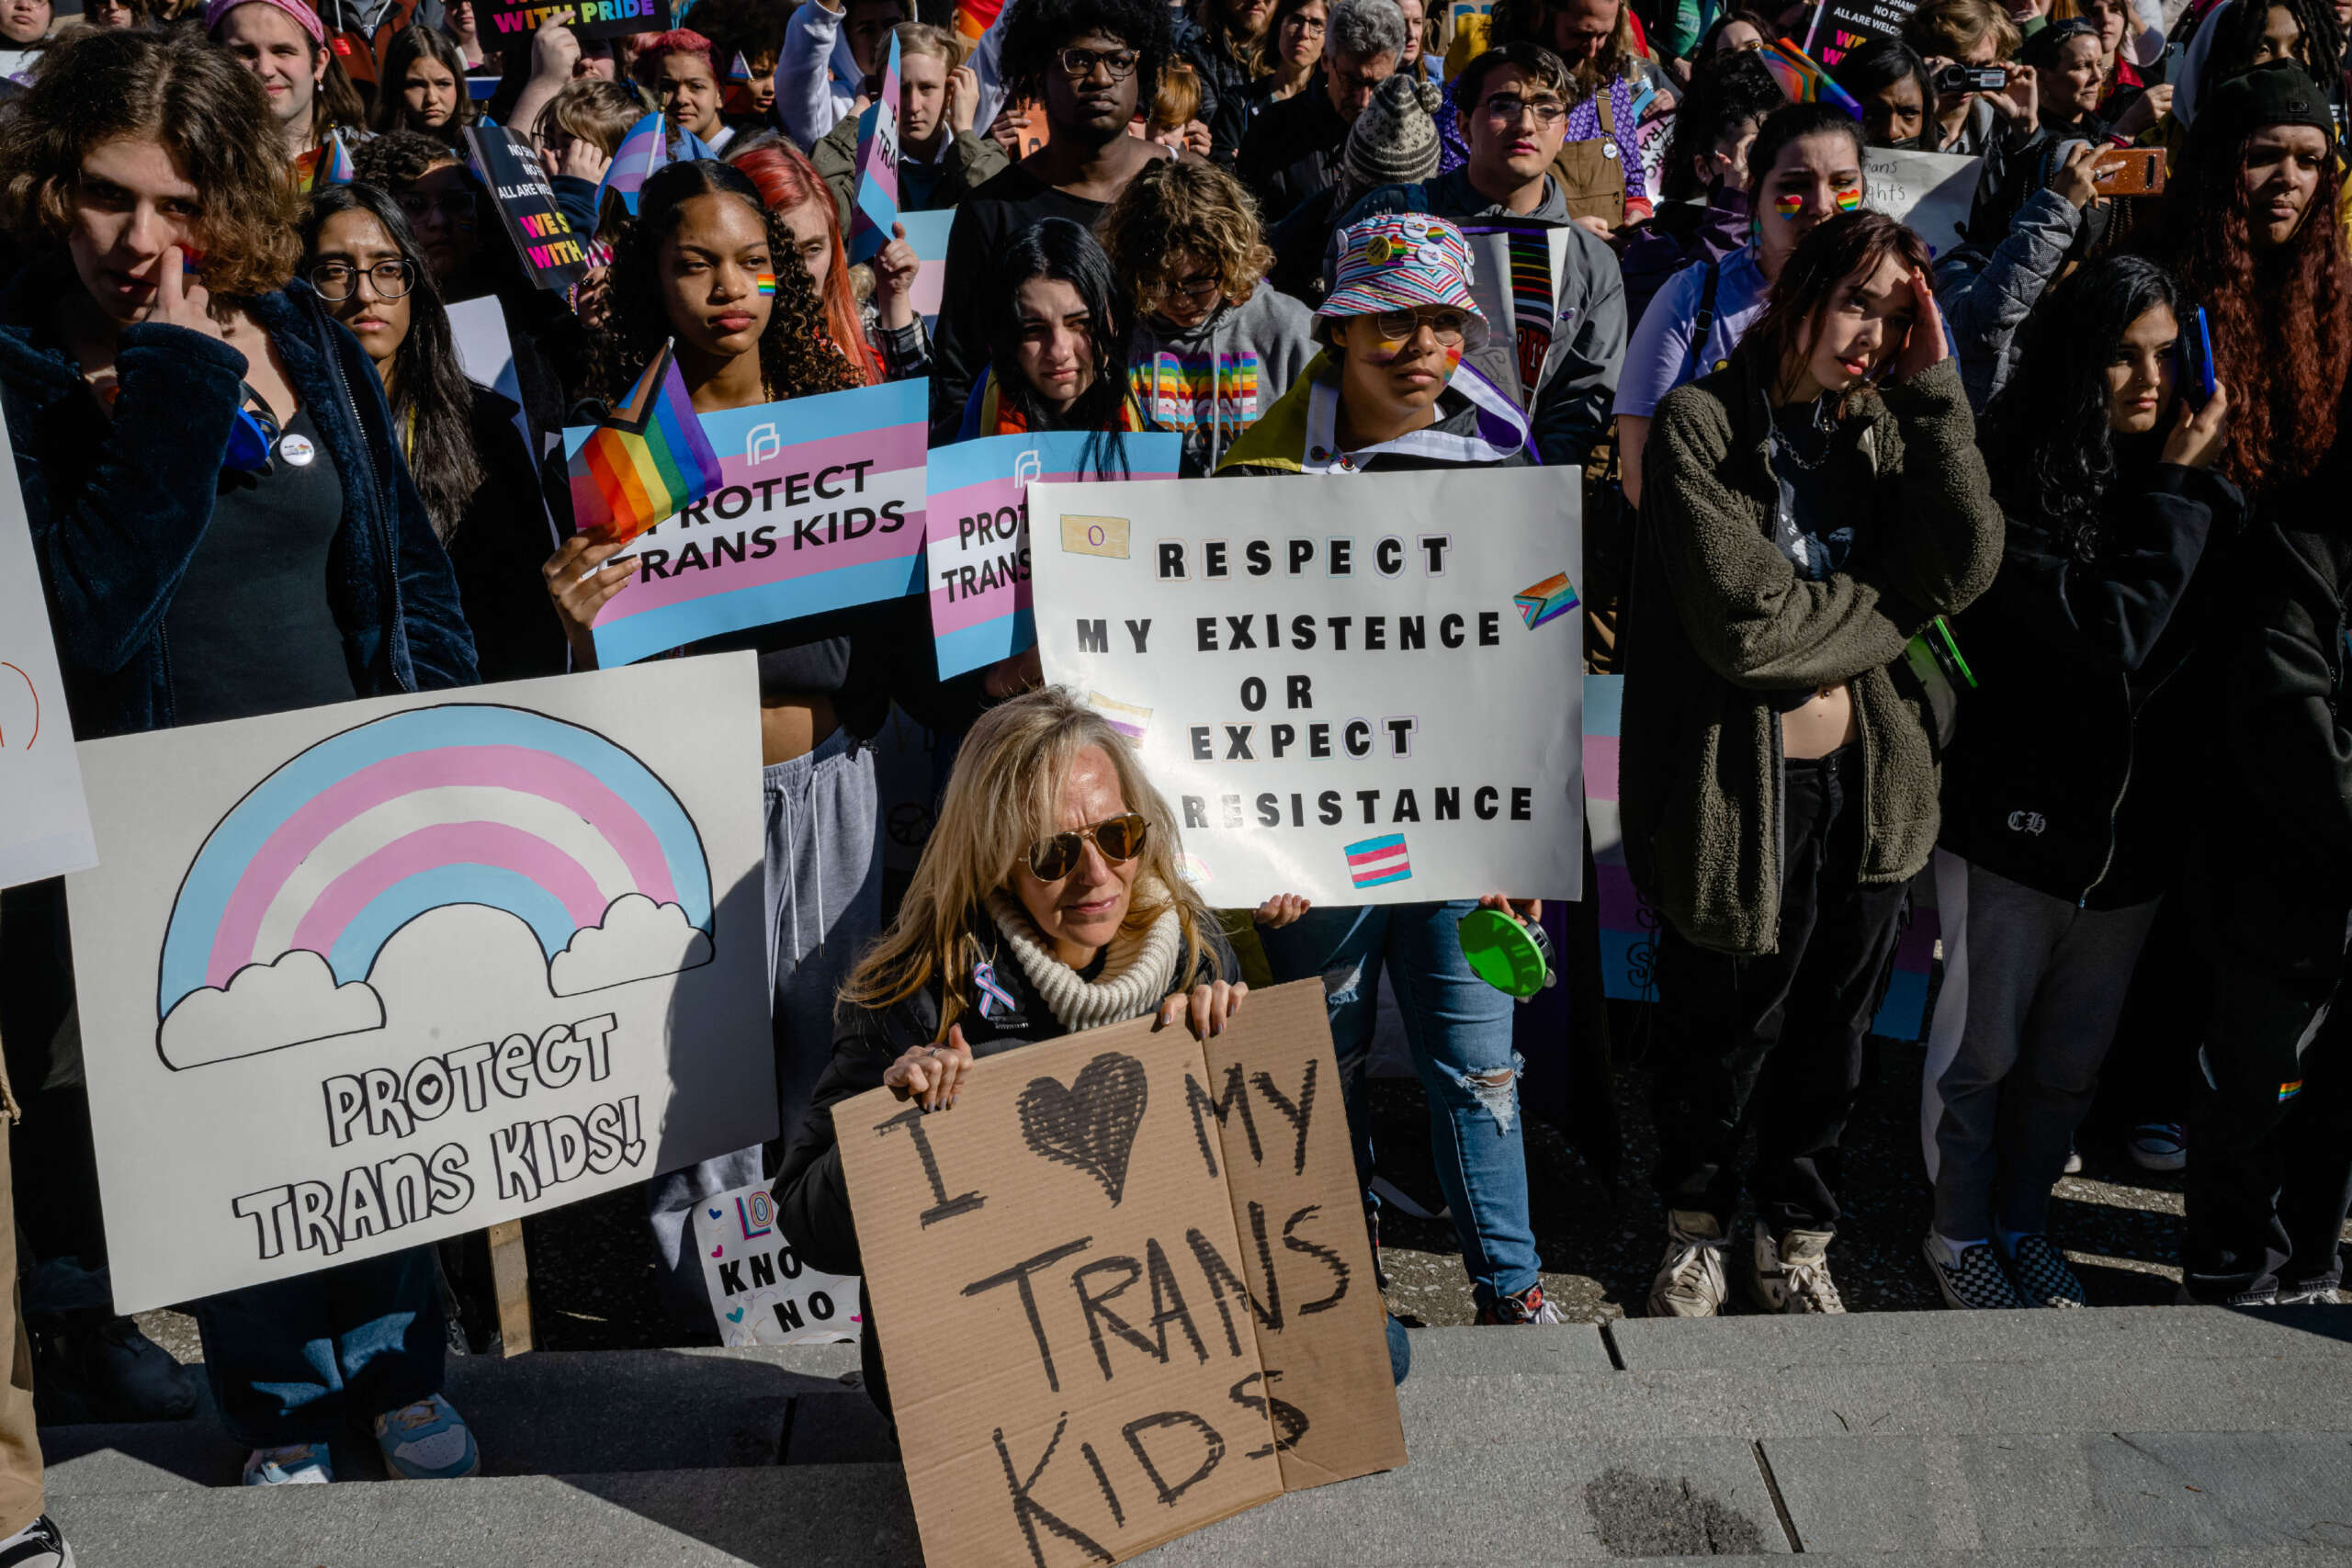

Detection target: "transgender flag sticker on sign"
[1345, 834, 1413, 890]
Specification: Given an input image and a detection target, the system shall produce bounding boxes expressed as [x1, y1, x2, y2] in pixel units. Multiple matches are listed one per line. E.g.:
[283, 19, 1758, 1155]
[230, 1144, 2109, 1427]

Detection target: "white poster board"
[693, 1181, 861, 1346]
[1865, 146, 1982, 258]
[0, 400, 97, 889]
[68, 658, 775, 1312]
[1029, 469, 1583, 907]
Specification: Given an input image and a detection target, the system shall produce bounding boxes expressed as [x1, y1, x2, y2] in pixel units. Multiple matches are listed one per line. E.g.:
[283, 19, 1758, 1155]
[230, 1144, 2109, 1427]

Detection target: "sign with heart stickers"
[691, 1180, 861, 1348]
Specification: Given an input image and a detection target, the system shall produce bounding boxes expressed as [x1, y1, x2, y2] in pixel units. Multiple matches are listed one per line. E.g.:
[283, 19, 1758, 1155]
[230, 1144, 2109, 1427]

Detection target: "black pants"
[1650, 747, 1908, 1236]
[2182, 948, 2352, 1300]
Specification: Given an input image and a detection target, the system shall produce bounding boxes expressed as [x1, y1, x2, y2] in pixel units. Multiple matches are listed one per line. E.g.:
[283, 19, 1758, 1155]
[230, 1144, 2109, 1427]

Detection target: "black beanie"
[2199, 58, 2336, 151]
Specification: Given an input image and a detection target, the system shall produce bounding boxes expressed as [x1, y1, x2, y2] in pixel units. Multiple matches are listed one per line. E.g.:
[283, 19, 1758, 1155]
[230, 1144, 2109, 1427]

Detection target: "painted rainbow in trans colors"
[157, 705, 711, 1020]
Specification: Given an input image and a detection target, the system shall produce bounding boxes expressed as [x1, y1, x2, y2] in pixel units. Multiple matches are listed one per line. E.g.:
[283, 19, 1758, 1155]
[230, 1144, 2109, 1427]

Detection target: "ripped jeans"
[1259, 899, 1540, 1311]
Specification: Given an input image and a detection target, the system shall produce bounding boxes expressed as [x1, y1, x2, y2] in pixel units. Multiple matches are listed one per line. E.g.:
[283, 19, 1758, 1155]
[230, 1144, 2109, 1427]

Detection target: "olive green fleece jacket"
[1620, 352, 2003, 957]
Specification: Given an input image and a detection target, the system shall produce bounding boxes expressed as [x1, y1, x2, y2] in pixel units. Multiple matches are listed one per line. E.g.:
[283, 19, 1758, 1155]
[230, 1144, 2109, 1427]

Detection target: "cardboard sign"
[694, 1180, 863, 1347]
[1863, 145, 1981, 257]
[1029, 468, 1584, 908]
[0, 400, 96, 890]
[847, 32, 901, 265]
[481, 0, 672, 44]
[899, 207, 955, 333]
[465, 126, 591, 293]
[837, 980, 1407, 1567]
[925, 432, 1182, 679]
[67, 660, 775, 1313]
[1804, 0, 1919, 67]
[568, 379, 930, 666]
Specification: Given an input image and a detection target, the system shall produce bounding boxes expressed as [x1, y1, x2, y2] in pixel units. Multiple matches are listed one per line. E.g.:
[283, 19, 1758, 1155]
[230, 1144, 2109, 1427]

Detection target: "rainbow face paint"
[1835, 186, 1863, 213]
[753, 272, 777, 296]
[1773, 193, 1804, 220]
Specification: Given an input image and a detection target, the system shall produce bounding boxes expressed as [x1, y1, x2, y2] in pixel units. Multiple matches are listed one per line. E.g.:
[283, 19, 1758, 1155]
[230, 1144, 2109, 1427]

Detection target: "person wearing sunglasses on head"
[774, 687, 1285, 1422]
[1218, 214, 1558, 1328]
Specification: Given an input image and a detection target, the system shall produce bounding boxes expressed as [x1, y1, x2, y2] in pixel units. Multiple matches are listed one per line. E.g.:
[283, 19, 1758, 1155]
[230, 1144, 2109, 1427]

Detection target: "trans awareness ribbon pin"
[973, 960, 1018, 1018]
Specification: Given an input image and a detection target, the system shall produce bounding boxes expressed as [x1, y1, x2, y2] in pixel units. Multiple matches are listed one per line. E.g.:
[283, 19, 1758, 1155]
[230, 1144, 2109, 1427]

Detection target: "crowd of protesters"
[0, 0, 2346, 1555]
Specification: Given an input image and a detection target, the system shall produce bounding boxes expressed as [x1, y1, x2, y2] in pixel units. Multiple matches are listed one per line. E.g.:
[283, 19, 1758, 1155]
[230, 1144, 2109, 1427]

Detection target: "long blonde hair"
[842, 687, 1223, 1037]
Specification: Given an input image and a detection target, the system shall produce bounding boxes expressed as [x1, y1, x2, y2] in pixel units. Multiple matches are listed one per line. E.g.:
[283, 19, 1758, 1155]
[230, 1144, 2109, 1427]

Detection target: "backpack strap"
[1680, 261, 1722, 386]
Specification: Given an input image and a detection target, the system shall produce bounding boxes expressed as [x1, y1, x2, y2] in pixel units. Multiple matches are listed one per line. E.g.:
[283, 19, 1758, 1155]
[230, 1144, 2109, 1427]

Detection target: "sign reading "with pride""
[483, 0, 671, 42]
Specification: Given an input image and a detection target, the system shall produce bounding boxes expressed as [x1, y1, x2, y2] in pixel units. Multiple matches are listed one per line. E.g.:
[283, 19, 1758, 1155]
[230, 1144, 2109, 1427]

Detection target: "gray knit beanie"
[1342, 73, 1446, 192]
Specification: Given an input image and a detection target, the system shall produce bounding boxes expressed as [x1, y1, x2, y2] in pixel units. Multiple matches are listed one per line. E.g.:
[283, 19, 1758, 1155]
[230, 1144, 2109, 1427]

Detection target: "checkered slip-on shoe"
[1924, 1234, 2024, 1310]
[2004, 1233, 2088, 1309]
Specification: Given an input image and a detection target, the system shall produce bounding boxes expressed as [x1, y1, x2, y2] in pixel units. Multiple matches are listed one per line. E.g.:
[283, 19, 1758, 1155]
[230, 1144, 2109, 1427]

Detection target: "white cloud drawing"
[548, 894, 713, 997]
[159, 949, 385, 1070]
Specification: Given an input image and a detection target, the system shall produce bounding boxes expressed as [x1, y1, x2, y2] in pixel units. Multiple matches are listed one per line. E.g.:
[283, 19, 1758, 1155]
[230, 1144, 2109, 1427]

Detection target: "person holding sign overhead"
[1624, 210, 2001, 1320]
[1217, 214, 1561, 1327]
[775, 687, 1271, 1418]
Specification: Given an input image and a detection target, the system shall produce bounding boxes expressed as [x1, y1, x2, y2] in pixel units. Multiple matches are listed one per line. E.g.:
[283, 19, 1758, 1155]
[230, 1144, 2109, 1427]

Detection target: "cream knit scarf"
[983, 883, 1187, 1033]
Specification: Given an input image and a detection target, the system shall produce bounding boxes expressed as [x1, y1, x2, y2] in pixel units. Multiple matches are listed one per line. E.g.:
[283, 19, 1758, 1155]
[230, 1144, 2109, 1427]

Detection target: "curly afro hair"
[999, 0, 1173, 115]
[592, 159, 865, 408]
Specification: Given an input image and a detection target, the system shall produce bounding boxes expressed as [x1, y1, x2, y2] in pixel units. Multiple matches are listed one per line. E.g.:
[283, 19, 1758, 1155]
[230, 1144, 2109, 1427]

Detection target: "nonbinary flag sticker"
[1346, 833, 1413, 889]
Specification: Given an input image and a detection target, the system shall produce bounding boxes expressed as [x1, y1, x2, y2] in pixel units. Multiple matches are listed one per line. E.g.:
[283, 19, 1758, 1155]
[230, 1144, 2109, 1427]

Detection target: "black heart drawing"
[1017, 1052, 1149, 1206]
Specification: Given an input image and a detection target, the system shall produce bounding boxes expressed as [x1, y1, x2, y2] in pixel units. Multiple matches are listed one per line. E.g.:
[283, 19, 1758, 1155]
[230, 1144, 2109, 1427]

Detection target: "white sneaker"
[1646, 1210, 1729, 1318]
[2130, 1122, 2187, 1172]
[242, 1442, 332, 1485]
[1748, 1224, 1847, 1314]
[0, 1515, 74, 1567]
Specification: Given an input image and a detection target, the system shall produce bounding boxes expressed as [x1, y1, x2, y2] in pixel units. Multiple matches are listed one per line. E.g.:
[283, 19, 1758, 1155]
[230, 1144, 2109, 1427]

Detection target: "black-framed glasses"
[1480, 92, 1568, 124]
[1368, 308, 1470, 345]
[396, 188, 478, 222]
[1056, 45, 1139, 80]
[310, 259, 413, 300]
[1164, 270, 1222, 303]
[1025, 812, 1148, 880]
[1282, 12, 1326, 31]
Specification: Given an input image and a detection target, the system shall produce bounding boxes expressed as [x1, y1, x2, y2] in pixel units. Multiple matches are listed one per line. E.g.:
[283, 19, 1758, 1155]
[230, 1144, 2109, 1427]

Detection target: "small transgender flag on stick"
[1346, 834, 1414, 890]
[565, 340, 723, 546]
[596, 112, 723, 218]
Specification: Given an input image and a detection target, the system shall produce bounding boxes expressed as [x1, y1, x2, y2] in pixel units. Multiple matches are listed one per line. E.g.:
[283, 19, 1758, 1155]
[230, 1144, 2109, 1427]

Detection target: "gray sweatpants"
[645, 728, 884, 1328]
[1924, 851, 2159, 1240]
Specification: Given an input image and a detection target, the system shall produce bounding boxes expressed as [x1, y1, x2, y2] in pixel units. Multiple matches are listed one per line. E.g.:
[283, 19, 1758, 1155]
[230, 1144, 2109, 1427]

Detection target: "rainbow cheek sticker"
[1835, 186, 1863, 212]
[753, 273, 777, 296]
[1773, 193, 1804, 220]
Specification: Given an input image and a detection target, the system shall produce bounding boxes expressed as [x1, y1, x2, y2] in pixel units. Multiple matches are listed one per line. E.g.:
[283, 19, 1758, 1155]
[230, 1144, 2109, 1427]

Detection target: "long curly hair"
[727, 134, 882, 385]
[592, 159, 864, 408]
[0, 27, 297, 304]
[2141, 105, 2352, 488]
[1095, 158, 1272, 319]
[1981, 255, 2182, 560]
[301, 183, 486, 542]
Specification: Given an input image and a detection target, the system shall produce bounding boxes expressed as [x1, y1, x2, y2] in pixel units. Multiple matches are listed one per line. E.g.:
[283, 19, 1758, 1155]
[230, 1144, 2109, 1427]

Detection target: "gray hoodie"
[1125, 286, 1318, 476]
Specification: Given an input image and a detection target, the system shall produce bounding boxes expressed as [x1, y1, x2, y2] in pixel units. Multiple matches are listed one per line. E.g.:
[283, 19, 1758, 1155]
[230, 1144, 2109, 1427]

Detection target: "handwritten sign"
[65, 660, 775, 1312]
[569, 378, 930, 666]
[837, 980, 1406, 1566]
[924, 432, 1182, 679]
[1863, 145, 1980, 257]
[465, 125, 591, 293]
[1030, 468, 1584, 907]
[694, 1180, 862, 1346]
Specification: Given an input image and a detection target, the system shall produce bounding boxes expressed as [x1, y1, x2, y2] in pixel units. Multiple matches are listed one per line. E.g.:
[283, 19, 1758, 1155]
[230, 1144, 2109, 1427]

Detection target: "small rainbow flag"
[953, 0, 1005, 39]
[566, 341, 724, 545]
[1514, 571, 1580, 630]
[1758, 38, 1862, 120]
[2279, 1079, 2305, 1101]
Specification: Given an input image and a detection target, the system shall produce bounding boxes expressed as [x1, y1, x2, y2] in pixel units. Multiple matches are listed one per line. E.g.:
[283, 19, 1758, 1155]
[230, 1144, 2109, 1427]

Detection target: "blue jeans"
[1259, 900, 1540, 1310]
[192, 1246, 445, 1448]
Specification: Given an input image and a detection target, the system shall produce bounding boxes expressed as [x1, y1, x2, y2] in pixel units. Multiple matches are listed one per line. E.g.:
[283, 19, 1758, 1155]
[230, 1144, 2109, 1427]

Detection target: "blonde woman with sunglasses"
[771, 685, 1248, 1416]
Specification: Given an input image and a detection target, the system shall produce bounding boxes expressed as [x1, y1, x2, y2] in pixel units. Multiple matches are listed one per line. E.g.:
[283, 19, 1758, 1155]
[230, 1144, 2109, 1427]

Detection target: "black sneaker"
[2003, 1234, 2088, 1309]
[1923, 1234, 2023, 1310]
[0, 1515, 74, 1568]
[30, 1314, 198, 1426]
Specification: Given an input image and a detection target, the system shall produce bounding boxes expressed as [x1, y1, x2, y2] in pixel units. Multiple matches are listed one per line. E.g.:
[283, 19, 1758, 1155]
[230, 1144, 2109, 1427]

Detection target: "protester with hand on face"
[537, 76, 639, 238]
[374, 24, 478, 144]
[815, 23, 1007, 216]
[301, 185, 562, 682]
[928, 0, 1183, 437]
[0, 0, 49, 80]
[1342, 42, 1627, 468]
[208, 0, 368, 172]
[777, 0, 909, 148]
[441, 0, 488, 70]
[1098, 158, 1316, 470]
[1218, 215, 1556, 1326]
[1616, 101, 1865, 508]
[1625, 210, 2001, 1320]
[775, 687, 1292, 1419]
[503, 15, 629, 148]
[0, 28, 479, 1487]
[1238, 0, 1404, 223]
[735, 133, 929, 383]
[2073, 0, 2165, 133]
[1623, 49, 1781, 328]
[1921, 255, 2236, 1313]
[1832, 38, 1940, 149]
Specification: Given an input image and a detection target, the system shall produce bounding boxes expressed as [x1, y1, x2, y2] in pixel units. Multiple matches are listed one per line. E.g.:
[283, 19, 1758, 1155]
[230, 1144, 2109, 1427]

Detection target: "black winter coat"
[1236, 75, 1349, 225]
[1939, 460, 2242, 908]
[1170, 11, 1252, 163]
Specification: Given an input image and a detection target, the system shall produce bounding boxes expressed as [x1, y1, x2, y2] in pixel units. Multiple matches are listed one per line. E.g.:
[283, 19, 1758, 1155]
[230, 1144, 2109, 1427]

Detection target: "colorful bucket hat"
[1315, 212, 1491, 353]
